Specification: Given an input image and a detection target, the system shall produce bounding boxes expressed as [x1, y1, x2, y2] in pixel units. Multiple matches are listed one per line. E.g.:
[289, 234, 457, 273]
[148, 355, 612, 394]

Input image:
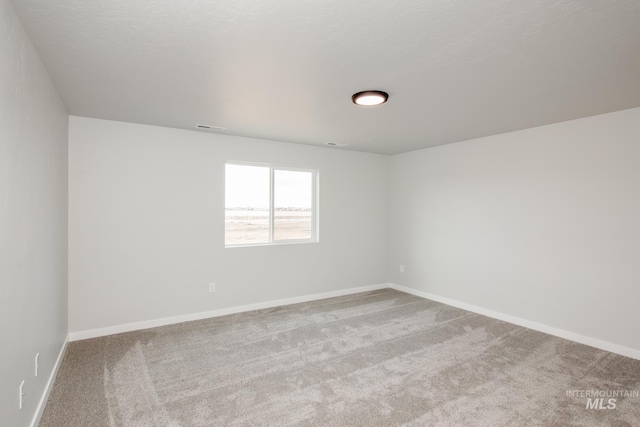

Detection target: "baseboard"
[30, 335, 68, 427]
[68, 282, 640, 360]
[69, 283, 389, 341]
[389, 283, 640, 361]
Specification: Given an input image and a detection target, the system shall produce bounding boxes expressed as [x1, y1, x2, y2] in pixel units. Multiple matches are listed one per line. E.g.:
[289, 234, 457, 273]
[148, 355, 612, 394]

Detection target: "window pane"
[274, 170, 312, 241]
[225, 164, 270, 245]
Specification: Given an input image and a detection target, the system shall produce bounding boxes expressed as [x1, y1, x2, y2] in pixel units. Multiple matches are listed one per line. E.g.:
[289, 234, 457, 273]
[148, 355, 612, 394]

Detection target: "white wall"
[0, 1, 69, 425]
[68, 117, 389, 333]
[389, 107, 640, 353]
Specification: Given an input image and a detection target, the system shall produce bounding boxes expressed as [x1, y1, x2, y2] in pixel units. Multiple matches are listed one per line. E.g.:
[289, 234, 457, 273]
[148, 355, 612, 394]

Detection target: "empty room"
[2, 0, 640, 426]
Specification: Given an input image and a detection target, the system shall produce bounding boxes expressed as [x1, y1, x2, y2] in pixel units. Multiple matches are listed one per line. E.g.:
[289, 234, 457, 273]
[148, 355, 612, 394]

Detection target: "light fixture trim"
[352, 90, 389, 106]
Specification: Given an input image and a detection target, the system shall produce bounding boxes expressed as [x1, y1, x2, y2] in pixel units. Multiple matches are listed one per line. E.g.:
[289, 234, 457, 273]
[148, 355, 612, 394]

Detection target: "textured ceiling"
[9, 0, 640, 154]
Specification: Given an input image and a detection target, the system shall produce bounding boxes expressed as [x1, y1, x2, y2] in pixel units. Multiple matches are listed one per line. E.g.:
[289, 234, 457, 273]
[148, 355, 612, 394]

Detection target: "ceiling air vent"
[196, 124, 226, 131]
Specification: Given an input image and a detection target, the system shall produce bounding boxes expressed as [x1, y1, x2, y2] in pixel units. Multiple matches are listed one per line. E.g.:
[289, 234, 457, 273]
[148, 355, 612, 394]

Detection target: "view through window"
[225, 163, 317, 246]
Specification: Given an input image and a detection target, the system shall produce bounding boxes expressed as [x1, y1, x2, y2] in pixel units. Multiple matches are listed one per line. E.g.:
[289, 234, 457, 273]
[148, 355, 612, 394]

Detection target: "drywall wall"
[0, 0, 69, 425]
[68, 117, 389, 333]
[389, 107, 640, 353]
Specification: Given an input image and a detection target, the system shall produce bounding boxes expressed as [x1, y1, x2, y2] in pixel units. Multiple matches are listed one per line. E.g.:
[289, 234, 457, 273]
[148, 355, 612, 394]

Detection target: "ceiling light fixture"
[352, 90, 389, 106]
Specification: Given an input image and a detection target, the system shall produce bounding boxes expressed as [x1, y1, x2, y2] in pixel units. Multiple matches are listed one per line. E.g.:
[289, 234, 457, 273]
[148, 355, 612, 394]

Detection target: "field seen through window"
[225, 208, 312, 245]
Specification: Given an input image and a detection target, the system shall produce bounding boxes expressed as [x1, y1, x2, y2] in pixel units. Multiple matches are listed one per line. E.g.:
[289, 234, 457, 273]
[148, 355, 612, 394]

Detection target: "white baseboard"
[69, 283, 389, 341]
[30, 335, 68, 427]
[68, 282, 640, 360]
[389, 283, 640, 361]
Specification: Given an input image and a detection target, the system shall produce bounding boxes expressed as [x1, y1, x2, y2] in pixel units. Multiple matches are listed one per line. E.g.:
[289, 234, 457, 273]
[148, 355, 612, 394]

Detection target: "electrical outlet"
[400, 265, 405, 273]
[19, 381, 25, 409]
[209, 282, 216, 293]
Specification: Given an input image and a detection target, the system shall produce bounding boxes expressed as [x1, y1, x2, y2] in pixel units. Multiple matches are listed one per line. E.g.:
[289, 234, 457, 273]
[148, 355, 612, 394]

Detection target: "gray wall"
[68, 117, 390, 333]
[389, 107, 640, 352]
[69, 108, 640, 355]
[0, 0, 69, 425]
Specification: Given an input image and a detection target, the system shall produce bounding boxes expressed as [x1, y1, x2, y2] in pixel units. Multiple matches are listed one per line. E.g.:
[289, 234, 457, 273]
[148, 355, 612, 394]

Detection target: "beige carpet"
[40, 289, 640, 426]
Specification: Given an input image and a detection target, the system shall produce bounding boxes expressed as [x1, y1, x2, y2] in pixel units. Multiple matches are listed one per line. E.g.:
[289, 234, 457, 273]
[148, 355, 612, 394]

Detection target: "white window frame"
[225, 161, 319, 248]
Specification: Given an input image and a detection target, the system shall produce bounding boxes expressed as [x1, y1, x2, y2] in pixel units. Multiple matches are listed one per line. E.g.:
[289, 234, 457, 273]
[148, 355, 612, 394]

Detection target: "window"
[225, 162, 318, 247]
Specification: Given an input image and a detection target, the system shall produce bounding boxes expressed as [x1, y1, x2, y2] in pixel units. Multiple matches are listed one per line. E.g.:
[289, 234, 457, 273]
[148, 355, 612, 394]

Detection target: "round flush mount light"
[325, 141, 348, 147]
[352, 90, 389, 106]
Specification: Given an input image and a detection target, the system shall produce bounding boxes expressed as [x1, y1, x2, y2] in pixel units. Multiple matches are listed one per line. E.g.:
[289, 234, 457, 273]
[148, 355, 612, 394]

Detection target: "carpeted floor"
[40, 289, 640, 426]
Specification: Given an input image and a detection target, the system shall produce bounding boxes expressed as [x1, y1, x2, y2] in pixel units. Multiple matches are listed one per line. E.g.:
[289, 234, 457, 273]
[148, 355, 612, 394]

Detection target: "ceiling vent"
[196, 124, 226, 131]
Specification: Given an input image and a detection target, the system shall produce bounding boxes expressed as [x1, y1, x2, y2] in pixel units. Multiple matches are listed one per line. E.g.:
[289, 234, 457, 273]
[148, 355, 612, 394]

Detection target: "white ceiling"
[10, 0, 640, 154]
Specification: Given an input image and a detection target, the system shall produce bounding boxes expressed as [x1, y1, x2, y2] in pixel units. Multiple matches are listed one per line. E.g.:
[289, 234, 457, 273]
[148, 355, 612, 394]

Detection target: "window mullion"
[269, 167, 275, 243]
[312, 171, 317, 241]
